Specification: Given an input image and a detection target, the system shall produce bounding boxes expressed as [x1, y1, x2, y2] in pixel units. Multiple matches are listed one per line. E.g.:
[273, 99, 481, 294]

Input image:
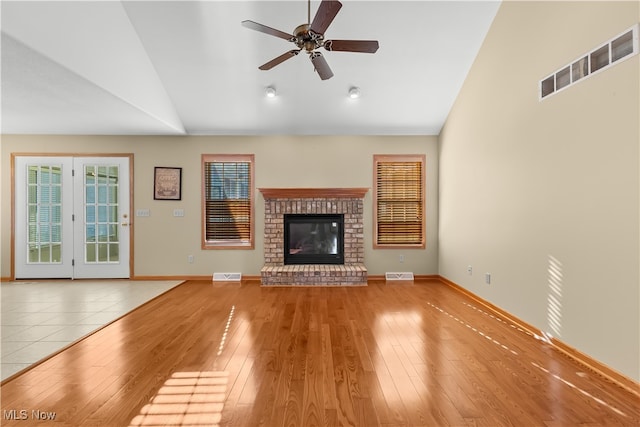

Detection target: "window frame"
[201, 154, 255, 250]
[373, 154, 426, 249]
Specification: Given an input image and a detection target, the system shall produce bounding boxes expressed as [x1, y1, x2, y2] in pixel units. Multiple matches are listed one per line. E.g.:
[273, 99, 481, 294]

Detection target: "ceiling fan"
[241, 0, 379, 80]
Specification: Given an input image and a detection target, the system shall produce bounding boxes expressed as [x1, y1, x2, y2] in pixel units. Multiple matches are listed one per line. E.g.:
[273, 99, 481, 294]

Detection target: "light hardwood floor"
[1, 279, 638, 426]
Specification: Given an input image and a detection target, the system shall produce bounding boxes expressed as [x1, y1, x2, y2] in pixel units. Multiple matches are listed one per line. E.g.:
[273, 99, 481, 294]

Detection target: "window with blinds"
[374, 155, 425, 248]
[202, 154, 254, 249]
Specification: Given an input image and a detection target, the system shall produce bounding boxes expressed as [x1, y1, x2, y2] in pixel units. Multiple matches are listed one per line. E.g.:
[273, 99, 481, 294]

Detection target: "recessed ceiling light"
[265, 86, 276, 98]
[348, 86, 360, 99]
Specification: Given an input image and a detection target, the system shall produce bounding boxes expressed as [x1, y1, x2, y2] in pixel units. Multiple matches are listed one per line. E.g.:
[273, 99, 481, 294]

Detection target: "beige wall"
[439, 1, 639, 381]
[1, 135, 439, 278]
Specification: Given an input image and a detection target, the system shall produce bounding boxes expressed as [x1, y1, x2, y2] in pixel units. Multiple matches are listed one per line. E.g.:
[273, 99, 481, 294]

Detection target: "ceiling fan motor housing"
[293, 24, 324, 52]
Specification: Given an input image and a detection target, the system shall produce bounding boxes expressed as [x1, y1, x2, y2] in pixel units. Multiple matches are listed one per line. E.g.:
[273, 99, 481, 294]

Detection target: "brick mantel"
[259, 188, 369, 199]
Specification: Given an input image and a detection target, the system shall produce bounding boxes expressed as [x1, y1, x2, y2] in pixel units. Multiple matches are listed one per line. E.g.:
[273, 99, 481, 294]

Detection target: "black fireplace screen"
[284, 214, 344, 265]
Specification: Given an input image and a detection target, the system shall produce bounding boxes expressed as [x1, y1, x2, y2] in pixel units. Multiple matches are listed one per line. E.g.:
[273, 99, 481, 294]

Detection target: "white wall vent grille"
[540, 23, 639, 100]
[385, 272, 414, 281]
[213, 272, 242, 281]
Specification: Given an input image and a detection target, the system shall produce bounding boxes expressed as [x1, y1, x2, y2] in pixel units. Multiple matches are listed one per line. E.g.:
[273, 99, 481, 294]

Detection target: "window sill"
[373, 243, 426, 250]
[202, 241, 254, 250]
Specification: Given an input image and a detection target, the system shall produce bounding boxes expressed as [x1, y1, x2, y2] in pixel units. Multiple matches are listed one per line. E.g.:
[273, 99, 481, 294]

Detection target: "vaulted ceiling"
[1, 1, 501, 135]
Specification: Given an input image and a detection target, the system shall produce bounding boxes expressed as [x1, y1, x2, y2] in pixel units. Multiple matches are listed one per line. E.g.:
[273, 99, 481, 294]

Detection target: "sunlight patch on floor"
[129, 371, 229, 427]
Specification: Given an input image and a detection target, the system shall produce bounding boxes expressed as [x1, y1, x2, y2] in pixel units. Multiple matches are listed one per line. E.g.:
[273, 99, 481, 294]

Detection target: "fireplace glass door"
[284, 214, 344, 265]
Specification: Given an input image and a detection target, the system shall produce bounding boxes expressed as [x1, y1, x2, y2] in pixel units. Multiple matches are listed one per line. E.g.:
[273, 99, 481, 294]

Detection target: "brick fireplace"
[259, 188, 368, 286]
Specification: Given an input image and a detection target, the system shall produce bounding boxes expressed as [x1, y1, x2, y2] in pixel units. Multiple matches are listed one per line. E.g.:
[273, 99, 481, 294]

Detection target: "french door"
[14, 156, 131, 279]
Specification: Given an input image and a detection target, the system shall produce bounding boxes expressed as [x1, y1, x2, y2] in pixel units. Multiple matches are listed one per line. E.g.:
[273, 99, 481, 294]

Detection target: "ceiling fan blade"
[310, 52, 334, 80]
[241, 20, 294, 41]
[259, 50, 301, 70]
[310, 0, 342, 35]
[324, 39, 379, 53]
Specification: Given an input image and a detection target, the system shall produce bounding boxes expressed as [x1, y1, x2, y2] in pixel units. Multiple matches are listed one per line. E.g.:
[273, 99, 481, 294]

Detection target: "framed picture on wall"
[154, 167, 182, 200]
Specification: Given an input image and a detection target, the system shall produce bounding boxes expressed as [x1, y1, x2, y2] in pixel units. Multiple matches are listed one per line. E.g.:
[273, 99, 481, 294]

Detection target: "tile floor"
[1, 280, 183, 381]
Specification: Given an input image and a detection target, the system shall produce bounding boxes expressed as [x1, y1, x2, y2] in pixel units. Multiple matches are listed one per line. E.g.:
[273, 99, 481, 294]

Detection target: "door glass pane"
[109, 186, 118, 204]
[29, 246, 39, 263]
[28, 167, 37, 185]
[98, 224, 108, 242]
[52, 169, 61, 184]
[86, 205, 95, 224]
[41, 166, 50, 184]
[26, 164, 63, 264]
[41, 243, 51, 263]
[86, 186, 95, 203]
[52, 186, 61, 202]
[86, 224, 96, 242]
[28, 185, 37, 203]
[52, 224, 61, 244]
[98, 243, 108, 262]
[84, 164, 120, 263]
[86, 243, 96, 262]
[98, 186, 107, 204]
[108, 224, 119, 242]
[41, 223, 50, 245]
[28, 224, 37, 243]
[98, 167, 107, 184]
[51, 244, 61, 263]
[39, 206, 50, 223]
[86, 166, 95, 185]
[98, 205, 107, 222]
[109, 243, 119, 262]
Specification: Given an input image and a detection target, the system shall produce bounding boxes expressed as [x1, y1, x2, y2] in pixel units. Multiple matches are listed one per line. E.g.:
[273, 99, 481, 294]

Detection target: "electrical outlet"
[399, 254, 405, 263]
[485, 273, 491, 284]
[188, 255, 194, 264]
[467, 265, 473, 275]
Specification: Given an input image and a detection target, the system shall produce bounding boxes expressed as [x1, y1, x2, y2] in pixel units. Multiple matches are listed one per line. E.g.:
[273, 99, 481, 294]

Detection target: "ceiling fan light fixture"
[349, 87, 360, 99]
[265, 86, 277, 98]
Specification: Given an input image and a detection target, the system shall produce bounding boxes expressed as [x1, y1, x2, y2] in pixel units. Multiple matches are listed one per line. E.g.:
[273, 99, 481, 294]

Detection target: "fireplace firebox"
[284, 214, 344, 265]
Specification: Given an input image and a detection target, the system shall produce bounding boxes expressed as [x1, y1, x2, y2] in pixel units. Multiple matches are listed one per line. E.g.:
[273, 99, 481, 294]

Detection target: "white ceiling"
[1, 1, 500, 136]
